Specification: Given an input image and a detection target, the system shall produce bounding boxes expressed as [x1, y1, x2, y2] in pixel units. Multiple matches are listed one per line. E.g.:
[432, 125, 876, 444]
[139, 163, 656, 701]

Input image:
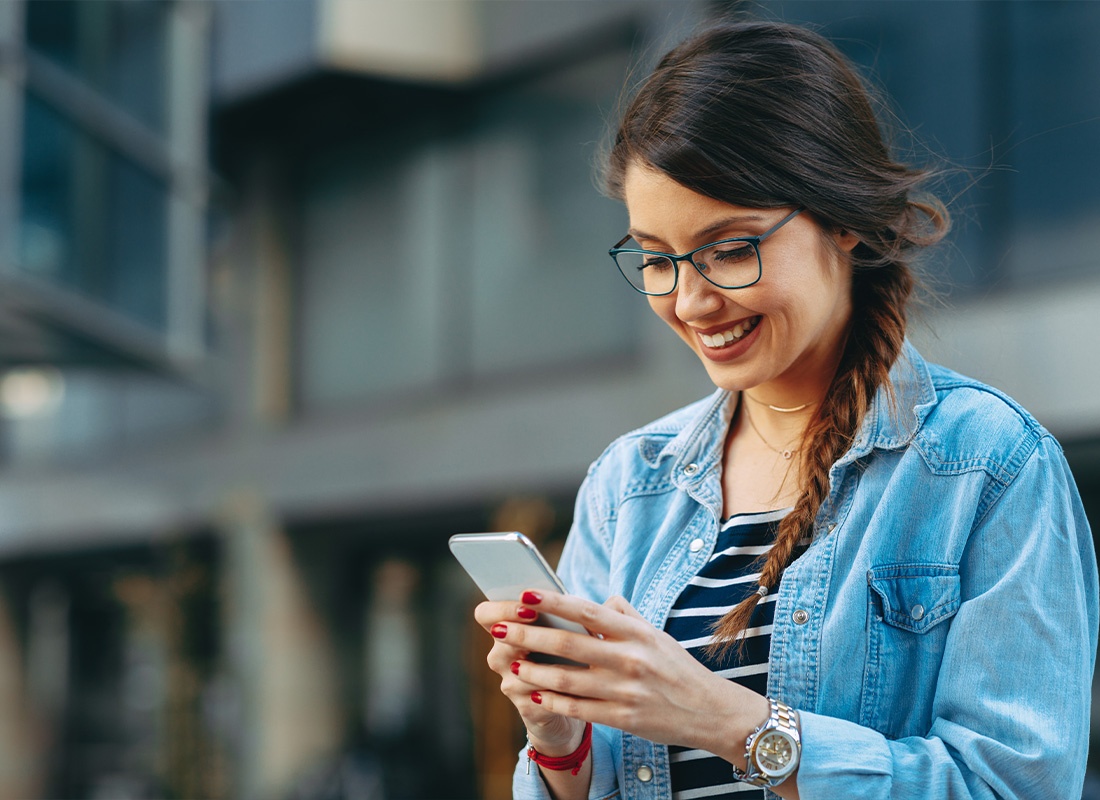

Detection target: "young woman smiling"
[475, 20, 1098, 800]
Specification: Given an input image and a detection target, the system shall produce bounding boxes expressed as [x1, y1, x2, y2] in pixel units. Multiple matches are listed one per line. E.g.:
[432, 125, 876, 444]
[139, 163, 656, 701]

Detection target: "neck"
[742, 391, 817, 414]
[737, 393, 814, 447]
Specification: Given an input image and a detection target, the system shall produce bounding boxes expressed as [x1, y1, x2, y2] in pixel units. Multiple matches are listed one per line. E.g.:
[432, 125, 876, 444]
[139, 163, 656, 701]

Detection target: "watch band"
[732, 696, 802, 787]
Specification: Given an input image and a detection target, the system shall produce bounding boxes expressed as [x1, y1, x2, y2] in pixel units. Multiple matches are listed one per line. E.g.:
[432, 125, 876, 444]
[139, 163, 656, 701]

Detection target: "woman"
[475, 20, 1098, 800]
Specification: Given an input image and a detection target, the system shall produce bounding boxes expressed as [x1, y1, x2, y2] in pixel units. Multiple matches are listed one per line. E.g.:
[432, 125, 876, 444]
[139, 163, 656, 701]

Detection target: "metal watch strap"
[732, 697, 802, 788]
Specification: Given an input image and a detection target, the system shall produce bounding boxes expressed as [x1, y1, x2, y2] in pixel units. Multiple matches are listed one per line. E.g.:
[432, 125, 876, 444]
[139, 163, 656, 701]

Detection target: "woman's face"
[623, 162, 857, 402]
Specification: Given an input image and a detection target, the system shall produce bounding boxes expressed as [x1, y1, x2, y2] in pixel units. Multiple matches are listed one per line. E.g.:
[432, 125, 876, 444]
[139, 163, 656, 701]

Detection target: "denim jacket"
[513, 342, 1098, 800]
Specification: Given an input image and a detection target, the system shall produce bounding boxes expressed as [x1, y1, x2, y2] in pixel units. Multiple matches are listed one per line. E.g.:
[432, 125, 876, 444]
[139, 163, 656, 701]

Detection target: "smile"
[698, 316, 761, 349]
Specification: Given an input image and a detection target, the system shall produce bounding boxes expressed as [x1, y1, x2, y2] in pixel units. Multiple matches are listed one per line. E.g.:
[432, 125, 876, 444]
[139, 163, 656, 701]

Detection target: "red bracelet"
[527, 722, 593, 776]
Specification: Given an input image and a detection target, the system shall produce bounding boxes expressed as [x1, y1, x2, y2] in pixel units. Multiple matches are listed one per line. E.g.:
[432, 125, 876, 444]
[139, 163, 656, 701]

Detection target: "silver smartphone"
[449, 531, 591, 664]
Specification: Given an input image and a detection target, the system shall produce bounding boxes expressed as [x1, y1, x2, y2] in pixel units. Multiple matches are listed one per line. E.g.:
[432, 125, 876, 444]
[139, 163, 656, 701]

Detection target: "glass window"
[297, 50, 636, 411]
[20, 92, 168, 331]
[1000, 2, 1100, 285]
[768, 0, 1100, 293]
[299, 137, 451, 408]
[25, 0, 168, 133]
[467, 53, 633, 375]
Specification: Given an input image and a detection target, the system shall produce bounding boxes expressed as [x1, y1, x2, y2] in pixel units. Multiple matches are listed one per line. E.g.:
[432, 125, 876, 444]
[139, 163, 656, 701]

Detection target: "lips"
[697, 316, 761, 349]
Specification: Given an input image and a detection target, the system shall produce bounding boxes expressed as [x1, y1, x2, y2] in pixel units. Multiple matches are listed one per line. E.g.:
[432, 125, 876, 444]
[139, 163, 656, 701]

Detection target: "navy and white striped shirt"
[664, 508, 802, 799]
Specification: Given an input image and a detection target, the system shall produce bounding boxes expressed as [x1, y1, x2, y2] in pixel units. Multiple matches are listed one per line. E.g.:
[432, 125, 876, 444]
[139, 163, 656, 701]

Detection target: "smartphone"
[449, 531, 591, 664]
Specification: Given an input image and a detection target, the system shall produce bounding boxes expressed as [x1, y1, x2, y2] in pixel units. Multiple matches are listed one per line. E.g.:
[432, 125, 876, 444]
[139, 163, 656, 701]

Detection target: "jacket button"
[792, 609, 809, 625]
[636, 764, 654, 782]
[683, 463, 699, 476]
[910, 604, 926, 621]
[689, 538, 704, 553]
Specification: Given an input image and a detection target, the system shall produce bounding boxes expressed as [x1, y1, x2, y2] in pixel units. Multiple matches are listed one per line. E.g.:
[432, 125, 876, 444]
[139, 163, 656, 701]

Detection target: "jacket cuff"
[795, 711, 892, 799]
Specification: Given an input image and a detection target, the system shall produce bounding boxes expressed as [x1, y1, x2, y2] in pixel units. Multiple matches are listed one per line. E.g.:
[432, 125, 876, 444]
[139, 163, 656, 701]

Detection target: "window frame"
[0, 0, 211, 372]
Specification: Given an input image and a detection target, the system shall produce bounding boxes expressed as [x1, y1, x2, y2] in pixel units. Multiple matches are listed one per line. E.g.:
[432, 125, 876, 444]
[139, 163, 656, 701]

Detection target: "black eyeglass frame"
[608, 207, 804, 296]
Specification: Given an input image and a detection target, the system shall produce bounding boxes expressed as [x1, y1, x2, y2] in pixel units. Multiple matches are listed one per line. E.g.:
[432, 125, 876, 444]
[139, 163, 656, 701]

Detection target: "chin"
[701, 365, 764, 393]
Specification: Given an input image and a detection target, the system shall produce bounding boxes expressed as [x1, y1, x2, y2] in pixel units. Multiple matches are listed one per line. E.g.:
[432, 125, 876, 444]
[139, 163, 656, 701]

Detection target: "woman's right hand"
[474, 598, 587, 754]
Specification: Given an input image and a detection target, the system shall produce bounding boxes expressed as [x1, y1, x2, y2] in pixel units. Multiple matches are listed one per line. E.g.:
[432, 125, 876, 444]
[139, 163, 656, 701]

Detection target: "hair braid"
[706, 258, 915, 659]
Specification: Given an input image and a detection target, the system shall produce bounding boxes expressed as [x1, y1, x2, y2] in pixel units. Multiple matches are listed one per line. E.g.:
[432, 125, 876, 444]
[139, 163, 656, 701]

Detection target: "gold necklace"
[743, 392, 812, 414]
[742, 406, 802, 460]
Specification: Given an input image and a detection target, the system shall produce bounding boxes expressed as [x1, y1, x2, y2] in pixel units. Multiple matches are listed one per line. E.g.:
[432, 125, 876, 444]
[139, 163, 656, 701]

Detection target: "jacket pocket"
[861, 563, 961, 738]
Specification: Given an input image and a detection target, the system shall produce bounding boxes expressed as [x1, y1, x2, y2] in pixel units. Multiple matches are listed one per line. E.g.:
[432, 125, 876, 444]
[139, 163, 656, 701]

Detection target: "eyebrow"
[627, 214, 767, 249]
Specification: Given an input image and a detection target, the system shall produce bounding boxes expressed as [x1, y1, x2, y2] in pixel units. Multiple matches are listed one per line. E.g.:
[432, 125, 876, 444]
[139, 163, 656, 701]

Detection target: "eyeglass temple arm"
[758, 206, 805, 242]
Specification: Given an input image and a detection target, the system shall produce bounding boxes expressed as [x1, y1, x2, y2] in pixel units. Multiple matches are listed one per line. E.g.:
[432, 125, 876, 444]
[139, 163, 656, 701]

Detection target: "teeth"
[700, 317, 759, 349]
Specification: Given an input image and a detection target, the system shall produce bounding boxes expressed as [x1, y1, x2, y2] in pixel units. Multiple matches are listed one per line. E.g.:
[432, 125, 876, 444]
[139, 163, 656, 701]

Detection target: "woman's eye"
[643, 257, 673, 270]
[712, 245, 755, 262]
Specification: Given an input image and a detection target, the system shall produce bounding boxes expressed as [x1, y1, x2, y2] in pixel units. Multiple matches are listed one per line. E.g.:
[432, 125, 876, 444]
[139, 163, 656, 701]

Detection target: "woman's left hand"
[497, 589, 769, 759]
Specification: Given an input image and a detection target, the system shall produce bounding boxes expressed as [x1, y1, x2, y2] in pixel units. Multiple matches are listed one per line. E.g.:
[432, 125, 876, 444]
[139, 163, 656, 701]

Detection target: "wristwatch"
[732, 697, 802, 787]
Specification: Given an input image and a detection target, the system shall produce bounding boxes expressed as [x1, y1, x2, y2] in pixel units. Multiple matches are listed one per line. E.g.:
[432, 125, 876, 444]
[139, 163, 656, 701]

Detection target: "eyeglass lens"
[613, 240, 762, 294]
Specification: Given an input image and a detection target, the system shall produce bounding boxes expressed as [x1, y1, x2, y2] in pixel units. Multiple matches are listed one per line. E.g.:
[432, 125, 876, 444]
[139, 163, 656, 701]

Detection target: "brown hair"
[604, 20, 948, 655]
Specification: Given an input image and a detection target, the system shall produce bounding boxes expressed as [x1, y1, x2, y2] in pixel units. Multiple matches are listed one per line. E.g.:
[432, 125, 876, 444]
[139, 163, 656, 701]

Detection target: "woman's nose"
[675, 262, 723, 319]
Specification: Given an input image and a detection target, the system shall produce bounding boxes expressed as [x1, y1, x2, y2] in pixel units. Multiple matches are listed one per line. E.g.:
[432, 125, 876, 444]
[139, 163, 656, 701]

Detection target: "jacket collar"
[837, 339, 937, 466]
[649, 340, 938, 472]
[642, 387, 731, 477]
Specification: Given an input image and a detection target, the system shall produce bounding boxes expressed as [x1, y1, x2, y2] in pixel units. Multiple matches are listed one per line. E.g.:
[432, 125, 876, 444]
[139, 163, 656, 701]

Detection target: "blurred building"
[0, 1, 1097, 799]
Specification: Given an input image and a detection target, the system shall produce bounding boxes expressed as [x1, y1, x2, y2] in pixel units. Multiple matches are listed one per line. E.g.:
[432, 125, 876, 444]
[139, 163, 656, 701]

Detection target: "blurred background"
[0, 0, 1098, 798]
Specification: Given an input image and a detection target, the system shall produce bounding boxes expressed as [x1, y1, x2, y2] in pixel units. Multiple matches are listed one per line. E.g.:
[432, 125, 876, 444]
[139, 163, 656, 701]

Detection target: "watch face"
[754, 729, 797, 777]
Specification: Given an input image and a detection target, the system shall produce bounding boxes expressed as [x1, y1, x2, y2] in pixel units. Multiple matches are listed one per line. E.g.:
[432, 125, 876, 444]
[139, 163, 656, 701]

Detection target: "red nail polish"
[522, 590, 543, 605]
[510, 661, 520, 675]
[517, 606, 538, 620]
[491, 624, 507, 639]
[531, 691, 542, 704]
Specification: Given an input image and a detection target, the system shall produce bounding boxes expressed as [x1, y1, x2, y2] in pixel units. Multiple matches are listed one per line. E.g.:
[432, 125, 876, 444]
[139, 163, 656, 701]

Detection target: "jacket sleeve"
[513, 461, 624, 800]
[797, 436, 1099, 799]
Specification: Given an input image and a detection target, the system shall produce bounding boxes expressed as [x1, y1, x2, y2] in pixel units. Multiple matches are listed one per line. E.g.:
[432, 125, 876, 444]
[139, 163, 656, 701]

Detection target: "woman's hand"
[473, 596, 586, 755]
[485, 590, 769, 760]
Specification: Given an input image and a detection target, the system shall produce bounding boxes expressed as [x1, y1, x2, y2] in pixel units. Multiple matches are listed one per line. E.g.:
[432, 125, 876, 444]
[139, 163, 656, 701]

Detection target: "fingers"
[474, 599, 541, 631]
[524, 684, 605, 729]
[511, 656, 602, 704]
[477, 592, 655, 672]
[488, 618, 605, 669]
[489, 645, 539, 694]
[486, 643, 580, 736]
[484, 641, 545, 703]
[478, 590, 658, 673]
[476, 598, 565, 679]
[479, 590, 740, 750]
[477, 602, 540, 677]
[523, 590, 650, 642]
[476, 592, 646, 638]
[473, 596, 593, 750]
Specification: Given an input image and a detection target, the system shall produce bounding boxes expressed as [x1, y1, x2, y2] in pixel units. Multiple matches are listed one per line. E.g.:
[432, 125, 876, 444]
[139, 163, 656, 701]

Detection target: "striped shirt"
[664, 508, 801, 799]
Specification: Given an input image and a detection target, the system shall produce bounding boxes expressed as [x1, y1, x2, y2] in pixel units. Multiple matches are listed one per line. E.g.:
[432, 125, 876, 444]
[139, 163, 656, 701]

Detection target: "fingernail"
[510, 661, 520, 675]
[531, 691, 542, 704]
[491, 624, 507, 639]
[517, 606, 538, 620]
[522, 591, 543, 605]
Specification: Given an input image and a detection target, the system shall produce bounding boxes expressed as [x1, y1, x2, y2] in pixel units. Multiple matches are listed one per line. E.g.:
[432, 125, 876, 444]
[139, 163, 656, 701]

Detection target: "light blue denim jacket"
[514, 342, 1098, 800]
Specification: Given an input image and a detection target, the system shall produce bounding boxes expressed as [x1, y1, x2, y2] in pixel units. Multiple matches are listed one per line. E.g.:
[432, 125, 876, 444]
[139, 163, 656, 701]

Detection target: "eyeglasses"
[608, 207, 804, 296]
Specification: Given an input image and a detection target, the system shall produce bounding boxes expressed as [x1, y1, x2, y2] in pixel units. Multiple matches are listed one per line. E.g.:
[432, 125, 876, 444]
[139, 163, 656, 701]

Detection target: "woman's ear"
[833, 228, 860, 253]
